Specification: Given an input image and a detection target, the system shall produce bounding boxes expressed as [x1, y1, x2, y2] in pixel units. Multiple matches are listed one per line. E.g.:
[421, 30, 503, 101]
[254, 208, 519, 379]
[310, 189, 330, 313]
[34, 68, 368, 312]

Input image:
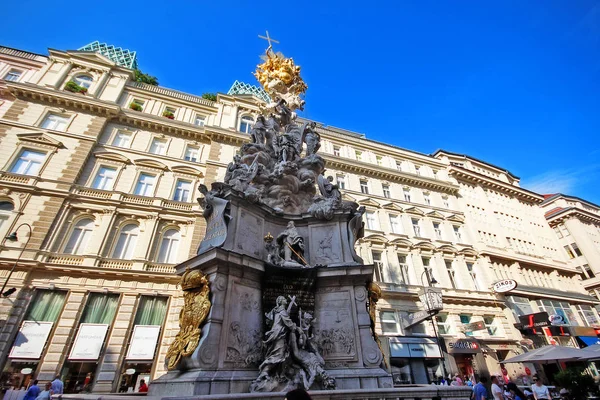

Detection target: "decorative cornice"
[545, 207, 600, 226]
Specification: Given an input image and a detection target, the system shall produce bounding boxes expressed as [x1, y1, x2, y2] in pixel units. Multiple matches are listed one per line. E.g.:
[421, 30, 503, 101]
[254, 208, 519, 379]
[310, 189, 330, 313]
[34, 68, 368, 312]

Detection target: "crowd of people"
[469, 374, 553, 400]
[8, 376, 64, 400]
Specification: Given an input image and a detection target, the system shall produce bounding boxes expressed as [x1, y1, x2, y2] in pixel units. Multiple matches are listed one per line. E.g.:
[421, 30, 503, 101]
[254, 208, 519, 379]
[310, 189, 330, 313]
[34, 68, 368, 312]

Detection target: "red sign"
[525, 367, 531, 376]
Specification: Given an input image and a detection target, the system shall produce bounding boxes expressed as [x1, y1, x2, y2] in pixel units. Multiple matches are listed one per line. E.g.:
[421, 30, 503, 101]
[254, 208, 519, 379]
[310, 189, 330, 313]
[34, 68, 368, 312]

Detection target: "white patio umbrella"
[503, 345, 597, 364]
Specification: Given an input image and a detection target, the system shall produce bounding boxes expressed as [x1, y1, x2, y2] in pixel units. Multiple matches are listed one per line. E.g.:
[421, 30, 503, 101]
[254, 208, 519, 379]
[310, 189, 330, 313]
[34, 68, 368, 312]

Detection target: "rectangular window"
[365, 211, 379, 230]
[403, 189, 411, 202]
[571, 243, 583, 257]
[24, 290, 67, 322]
[467, 262, 480, 291]
[460, 314, 473, 336]
[397, 255, 409, 284]
[506, 295, 534, 317]
[111, 130, 132, 148]
[336, 174, 346, 189]
[484, 316, 497, 336]
[10, 149, 46, 176]
[382, 184, 391, 198]
[446, 260, 456, 289]
[424, 193, 431, 205]
[560, 224, 570, 237]
[4, 69, 22, 82]
[184, 145, 200, 162]
[134, 173, 157, 196]
[92, 166, 117, 190]
[443, 197, 450, 208]
[584, 265, 595, 279]
[333, 146, 340, 157]
[134, 296, 168, 326]
[433, 222, 442, 239]
[412, 218, 421, 237]
[355, 150, 362, 160]
[389, 215, 402, 234]
[376, 156, 383, 166]
[173, 179, 192, 202]
[436, 313, 451, 335]
[564, 245, 575, 259]
[373, 251, 385, 282]
[553, 226, 563, 239]
[577, 305, 600, 327]
[194, 115, 205, 126]
[149, 138, 167, 155]
[80, 293, 120, 325]
[421, 257, 433, 285]
[415, 166, 421, 176]
[453, 225, 462, 242]
[132, 99, 145, 109]
[41, 113, 69, 131]
[360, 179, 369, 194]
[380, 311, 400, 334]
[396, 160, 402, 171]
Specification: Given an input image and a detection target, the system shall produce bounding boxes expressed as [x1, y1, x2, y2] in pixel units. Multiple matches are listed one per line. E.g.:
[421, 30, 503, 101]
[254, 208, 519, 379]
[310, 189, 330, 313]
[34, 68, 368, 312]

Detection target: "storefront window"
[506, 295, 534, 317]
[391, 358, 413, 385]
[535, 300, 577, 325]
[577, 305, 600, 327]
[118, 296, 168, 393]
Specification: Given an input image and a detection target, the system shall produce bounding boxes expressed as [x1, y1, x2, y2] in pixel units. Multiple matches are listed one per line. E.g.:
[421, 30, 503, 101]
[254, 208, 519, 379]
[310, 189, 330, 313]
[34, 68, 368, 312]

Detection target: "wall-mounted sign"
[549, 314, 565, 325]
[419, 287, 443, 312]
[492, 279, 518, 293]
[464, 321, 486, 332]
[20, 368, 33, 375]
[519, 312, 549, 329]
[9, 321, 53, 359]
[389, 337, 442, 358]
[544, 325, 570, 337]
[69, 323, 109, 360]
[446, 338, 482, 354]
[401, 310, 436, 329]
[126, 325, 161, 360]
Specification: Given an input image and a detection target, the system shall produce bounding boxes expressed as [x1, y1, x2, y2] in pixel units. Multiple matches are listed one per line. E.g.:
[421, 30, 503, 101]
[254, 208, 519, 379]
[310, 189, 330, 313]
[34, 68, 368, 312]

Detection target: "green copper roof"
[228, 80, 271, 103]
[78, 41, 138, 69]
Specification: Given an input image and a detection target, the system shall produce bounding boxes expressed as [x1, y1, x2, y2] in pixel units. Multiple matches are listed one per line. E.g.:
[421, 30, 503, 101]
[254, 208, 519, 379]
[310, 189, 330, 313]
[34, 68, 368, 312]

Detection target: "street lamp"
[1, 223, 33, 297]
[420, 269, 448, 379]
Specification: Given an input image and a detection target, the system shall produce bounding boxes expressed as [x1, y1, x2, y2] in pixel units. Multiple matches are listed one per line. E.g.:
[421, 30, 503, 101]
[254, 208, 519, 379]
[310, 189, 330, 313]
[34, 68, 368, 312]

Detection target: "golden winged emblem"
[166, 268, 211, 370]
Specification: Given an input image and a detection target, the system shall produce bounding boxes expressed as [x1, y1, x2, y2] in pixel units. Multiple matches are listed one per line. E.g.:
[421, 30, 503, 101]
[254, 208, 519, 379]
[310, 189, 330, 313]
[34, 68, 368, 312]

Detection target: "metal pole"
[1, 223, 33, 295]
[420, 270, 448, 379]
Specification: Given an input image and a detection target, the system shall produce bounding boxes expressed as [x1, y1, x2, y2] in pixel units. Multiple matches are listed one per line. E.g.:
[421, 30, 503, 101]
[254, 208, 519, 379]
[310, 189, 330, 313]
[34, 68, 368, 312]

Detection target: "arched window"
[112, 224, 139, 259]
[0, 201, 14, 231]
[239, 115, 254, 134]
[157, 229, 180, 264]
[64, 218, 94, 255]
[73, 75, 93, 89]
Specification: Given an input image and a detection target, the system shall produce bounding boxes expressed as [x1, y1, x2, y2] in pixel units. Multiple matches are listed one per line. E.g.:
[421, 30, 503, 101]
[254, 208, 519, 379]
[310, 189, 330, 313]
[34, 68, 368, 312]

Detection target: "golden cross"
[258, 30, 280, 48]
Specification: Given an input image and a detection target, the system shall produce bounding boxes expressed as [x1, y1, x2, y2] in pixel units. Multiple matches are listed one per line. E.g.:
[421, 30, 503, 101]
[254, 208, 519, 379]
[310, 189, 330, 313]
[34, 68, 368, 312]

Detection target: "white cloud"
[522, 164, 600, 195]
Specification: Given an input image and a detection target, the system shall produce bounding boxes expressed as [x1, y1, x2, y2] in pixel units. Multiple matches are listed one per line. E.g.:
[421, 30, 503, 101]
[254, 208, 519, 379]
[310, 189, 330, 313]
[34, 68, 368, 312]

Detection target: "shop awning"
[389, 337, 442, 358]
[578, 336, 600, 347]
[503, 345, 597, 364]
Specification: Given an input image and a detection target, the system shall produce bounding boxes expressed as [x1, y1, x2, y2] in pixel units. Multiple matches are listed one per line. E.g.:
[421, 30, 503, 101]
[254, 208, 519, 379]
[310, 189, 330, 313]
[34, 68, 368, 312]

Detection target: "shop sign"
[544, 325, 570, 337]
[20, 368, 33, 375]
[492, 279, 518, 293]
[69, 323, 109, 360]
[126, 325, 161, 360]
[549, 314, 565, 325]
[519, 312, 549, 329]
[401, 309, 436, 329]
[389, 337, 442, 358]
[9, 321, 53, 359]
[419, 287, 443, 312]
[464, 321, 486, 332]
[569, 326, 597, 337]
[446, 338, 482, 354]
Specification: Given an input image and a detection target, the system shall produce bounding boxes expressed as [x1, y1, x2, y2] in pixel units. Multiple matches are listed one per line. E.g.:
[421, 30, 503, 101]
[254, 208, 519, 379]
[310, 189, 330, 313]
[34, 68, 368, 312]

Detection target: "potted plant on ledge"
[64, 81, 88, 94]
[129, 102, 143, 111]
[162, 110, 175, 120]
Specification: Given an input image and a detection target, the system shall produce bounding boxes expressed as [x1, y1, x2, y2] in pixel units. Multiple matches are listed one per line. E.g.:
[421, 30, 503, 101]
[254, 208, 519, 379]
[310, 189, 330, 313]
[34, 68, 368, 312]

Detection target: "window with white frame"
[576, 305, 600, 327]
[579, 264, 595, 280]
[173, 179, 192, 202]
[376, 156, 383, 166]
[421, 257, 434, 285]
[365, 211, 379, 230]
[239, 115, 254, 133]
[134, 173, 157, 196]
[111, 130, 132, 148]
[411, 218, 421, 236]
[506, 295, 534, 317]
[483, 315, 497, 336]
[355, 150, 362, 161]
[380, 311, 400, 334]
[73, 75, 93, 89]
[553, 226, 563, 239]
[535, 300, 577, 325]
[442, 196, 450, 208]
[131, 99, 145, 110]
[184, 145, 200, 162]
[64, 218, 94, 255]
[112, 223, 139, 259]
[403, 188, 411, 202]
[445, 260, 457, 289]
[466, 262, 480, 291]
[571, 243, 583, 257]
[149, 138, 167, 155]
[433, 222, 442, 239]
[360, 179, 369, 194]
[91, 166, 117, 190]
[389, 215, 402, 234]
[0, 201, 14, 232]
[415, 166, 421, 176]
[3, 69, 22, 82]
[157, 229, 181, 263]
[436, 313, 451, 334]
[40, 113, 69, 131]
[453, 225, 462, 242]
[460, 314, 473, 336]
[424, 193, 431, 205]
[333, 146, 340, 157]
[372, 250, 385, 282]
[382, 184, 391, 198]
[397, 255, 409, 284]
[10, 149, 46, 176]
[559, 224, 570, 237]
[336, 174, 346, 189]
[194, 115, 206, 126]
[564, 245, 575, 259]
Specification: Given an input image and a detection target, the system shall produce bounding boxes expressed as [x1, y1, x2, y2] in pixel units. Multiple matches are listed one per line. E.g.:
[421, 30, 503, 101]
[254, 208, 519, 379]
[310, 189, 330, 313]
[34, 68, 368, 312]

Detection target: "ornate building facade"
[0, 42, 597, 393]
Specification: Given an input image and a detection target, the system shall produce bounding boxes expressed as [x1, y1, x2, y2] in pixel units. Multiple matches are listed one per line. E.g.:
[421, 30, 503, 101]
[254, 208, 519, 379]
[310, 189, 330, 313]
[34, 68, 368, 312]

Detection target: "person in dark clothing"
[285, 388, 312, 400]
[507, 382, 527, 400]
[23, 380, 41, 400]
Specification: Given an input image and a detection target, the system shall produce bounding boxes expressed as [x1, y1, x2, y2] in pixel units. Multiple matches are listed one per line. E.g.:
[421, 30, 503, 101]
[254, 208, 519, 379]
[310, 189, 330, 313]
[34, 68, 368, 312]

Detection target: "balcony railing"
[98, 259, 133, 270]
[145, 263, 176, 274]
[47, 255, 84, 265]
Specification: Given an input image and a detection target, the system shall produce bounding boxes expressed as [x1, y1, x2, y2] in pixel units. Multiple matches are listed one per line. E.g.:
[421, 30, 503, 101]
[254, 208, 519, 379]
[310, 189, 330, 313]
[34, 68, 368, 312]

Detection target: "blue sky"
[2, 1, 599, 203]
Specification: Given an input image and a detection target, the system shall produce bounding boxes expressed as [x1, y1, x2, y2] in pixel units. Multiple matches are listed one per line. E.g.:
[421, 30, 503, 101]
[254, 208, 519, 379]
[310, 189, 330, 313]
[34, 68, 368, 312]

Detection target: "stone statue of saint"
[276, 221, 305, 266]
[251, 115, 267, 145]
[303, 123, 320, 156]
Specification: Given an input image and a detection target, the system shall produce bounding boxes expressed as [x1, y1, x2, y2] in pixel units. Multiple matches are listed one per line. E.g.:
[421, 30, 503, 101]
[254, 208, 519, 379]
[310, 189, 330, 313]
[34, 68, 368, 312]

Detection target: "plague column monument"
[149, 35, 392, 396]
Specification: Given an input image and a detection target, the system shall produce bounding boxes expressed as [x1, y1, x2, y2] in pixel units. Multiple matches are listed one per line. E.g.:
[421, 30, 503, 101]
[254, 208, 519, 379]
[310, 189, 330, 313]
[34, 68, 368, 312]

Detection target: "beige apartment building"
[0, 42, 598, 393]
[540, 194, 600, 300]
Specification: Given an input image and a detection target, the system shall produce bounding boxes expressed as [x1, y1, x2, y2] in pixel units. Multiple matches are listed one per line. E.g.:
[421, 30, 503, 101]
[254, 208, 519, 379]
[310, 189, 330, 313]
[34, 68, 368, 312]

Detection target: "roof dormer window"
[73, 75, 93, 89]
[3, 69, 22, 82]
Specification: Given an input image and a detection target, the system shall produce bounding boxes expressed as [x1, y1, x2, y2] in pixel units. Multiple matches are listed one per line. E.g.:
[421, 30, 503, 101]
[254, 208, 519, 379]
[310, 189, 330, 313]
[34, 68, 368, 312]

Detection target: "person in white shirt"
[491, 375, 503, 400]
[531, 375, 550, 400]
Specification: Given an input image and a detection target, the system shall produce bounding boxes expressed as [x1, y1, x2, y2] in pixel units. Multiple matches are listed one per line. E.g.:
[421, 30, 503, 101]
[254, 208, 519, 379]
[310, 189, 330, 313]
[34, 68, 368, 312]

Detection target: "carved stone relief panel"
[308, 223, 342, 265]
[234, 209, 264, 259]
[313, 290, 357, 361]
